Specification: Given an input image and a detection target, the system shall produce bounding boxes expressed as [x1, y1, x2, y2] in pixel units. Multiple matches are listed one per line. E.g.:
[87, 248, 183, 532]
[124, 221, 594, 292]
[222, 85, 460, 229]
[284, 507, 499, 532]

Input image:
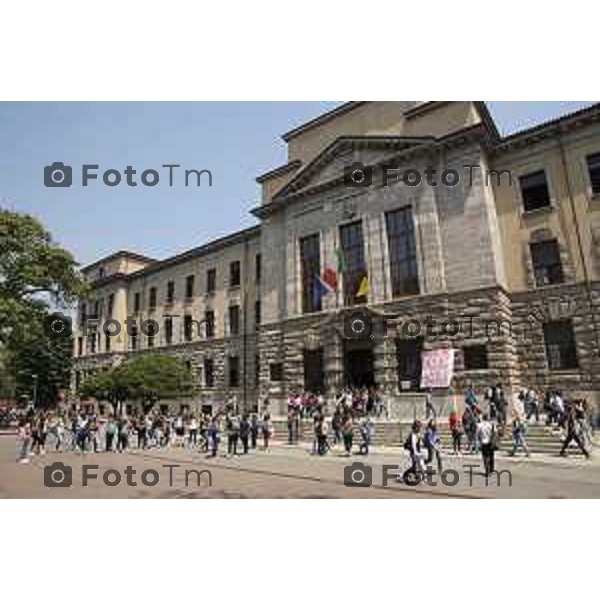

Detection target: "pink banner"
[420, 349, 456, 389]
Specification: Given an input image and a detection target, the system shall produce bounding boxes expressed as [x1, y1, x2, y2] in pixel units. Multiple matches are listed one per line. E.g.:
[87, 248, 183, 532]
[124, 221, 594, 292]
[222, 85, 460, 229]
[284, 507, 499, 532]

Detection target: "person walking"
[477, 413, 497, 477]
[560, 406, 590, 458]
[510, 411, 530, 457]
[401, 420, 424, 485]
[358, 416, 373, 456]
[425, 389, 436, 421]
[188, 414, 199, 448]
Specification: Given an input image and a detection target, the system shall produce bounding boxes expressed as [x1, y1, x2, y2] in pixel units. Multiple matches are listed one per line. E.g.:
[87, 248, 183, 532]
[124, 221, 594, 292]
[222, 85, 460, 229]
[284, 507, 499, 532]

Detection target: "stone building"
[72, 101, 600, 417]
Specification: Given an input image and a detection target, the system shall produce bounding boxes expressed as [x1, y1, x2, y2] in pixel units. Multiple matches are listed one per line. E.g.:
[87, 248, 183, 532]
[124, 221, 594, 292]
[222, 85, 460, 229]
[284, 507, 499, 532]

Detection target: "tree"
[80, 356, 194, 414]
[0, 208, 86, 344]
[0, 209, 86, 405]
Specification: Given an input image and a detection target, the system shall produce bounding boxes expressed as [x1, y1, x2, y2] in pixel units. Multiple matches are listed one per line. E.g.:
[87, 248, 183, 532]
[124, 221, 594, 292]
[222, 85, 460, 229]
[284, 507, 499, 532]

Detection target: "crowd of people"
[11, 384, 595, 474]
[14, 406, 276, 464]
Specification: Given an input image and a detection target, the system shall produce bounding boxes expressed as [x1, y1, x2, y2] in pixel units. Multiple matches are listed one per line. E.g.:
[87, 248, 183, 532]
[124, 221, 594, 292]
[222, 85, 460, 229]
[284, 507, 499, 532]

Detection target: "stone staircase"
[272, 419, 593, 456]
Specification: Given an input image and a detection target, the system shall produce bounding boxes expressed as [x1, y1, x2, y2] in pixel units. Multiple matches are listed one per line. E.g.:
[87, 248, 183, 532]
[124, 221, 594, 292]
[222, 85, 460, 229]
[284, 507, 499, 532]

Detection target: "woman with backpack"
[341, 414, 354, 457]
[401, 420, 424, 485]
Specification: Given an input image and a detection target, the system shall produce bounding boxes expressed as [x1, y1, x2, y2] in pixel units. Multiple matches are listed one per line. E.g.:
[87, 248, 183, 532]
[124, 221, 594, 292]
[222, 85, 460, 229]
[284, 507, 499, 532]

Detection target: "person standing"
[477, 413, 497, 477]
[448, 411, 462, 455]
[240, 413, 250, 454]
[17, 419, 32, 464]
[226, 412, 240, 456]
[262, 412, 273, 452]
[105, 416, 117, 452]
[510, 411, 530, 457]
[425, 389, 436, 421]
[188, 414, 199, 448]
[207, 418, 220, 457]
[341, 414, 354, 457]
[250, 413, 259, 449]
[424, 420, 443, 472]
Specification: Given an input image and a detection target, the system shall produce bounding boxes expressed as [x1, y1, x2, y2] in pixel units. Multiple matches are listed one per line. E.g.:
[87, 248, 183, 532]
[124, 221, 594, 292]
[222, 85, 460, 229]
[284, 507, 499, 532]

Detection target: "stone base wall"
[257, 284, 600, 416]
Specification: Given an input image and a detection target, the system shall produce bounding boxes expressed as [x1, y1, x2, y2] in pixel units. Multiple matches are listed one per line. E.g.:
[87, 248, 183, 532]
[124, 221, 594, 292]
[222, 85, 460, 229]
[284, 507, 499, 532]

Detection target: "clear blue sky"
[0, 101, 594, 266]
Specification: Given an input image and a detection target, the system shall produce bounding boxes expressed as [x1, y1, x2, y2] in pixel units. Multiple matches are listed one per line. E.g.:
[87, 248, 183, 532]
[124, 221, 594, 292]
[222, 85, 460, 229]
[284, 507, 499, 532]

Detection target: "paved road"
[1, 436, 598, 498]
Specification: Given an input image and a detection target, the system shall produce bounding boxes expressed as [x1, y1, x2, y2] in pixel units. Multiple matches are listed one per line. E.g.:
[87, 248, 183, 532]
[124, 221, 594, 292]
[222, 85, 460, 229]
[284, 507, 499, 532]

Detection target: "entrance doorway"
[344, 340, 375, 388]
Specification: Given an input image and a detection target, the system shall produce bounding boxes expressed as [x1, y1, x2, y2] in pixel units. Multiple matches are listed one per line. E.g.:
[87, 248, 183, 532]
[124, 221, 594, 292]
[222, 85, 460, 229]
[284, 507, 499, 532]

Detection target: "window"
[204, 358, 214, 388]
[255, 254, 261, 282]
[463, 345, 488, 370]
[254, 300, 261, 329]
[107, 293, 114, 316]
[149, 287, 157, 309]
[204, 310, 215, 338]
[93, 300, 100, 318]
[269, 362, 284, 381]
[230, 261, 241, 287]
[130, 325, 138, 350]
[543, 320, 578, 370]
[303, 348, 325, 393]
[386, 206, 419, 297]
[185, 275, 195, 299]
[166, 281, 175, 304]
[206, 268, 216, 293]
[134, 293, 140, 312]
[184, 315, 193, 341]
[520, 170, 551, 212]
[396, 338, 422, 391]
[165, 316, 173, 344]
[255, 354, 260, 386]
[530, 239, 564, 286]
[299, 233, 321, 313]
[228, 305, 240, 336]
[586, 152, 600, 195]
[77, 337, 83, 356]
[90, 328, 97, 353]
[105, 334, 111, 353]
[340, 221, 366, 306]
[147, 321, 156, 347]
[98, 267, 105, 279]
[228, 356, 240, 387]
[80, 303, 87, 327]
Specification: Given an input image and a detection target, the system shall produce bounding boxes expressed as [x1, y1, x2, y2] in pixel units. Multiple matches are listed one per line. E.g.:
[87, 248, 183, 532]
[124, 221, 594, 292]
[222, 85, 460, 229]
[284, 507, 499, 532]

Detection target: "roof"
[127, 225, 261, 280]
[81, 250, 156, 273]
[281, 102, 367, 142]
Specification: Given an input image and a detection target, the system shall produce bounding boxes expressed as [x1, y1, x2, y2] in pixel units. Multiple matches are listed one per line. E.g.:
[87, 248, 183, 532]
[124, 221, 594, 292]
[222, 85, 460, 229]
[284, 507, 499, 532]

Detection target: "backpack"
[403, 434, 413, 451]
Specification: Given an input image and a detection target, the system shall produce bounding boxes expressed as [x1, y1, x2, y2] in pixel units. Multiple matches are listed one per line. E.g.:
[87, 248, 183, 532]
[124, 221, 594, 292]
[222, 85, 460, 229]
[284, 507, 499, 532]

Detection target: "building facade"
[72, 101, 600, 417]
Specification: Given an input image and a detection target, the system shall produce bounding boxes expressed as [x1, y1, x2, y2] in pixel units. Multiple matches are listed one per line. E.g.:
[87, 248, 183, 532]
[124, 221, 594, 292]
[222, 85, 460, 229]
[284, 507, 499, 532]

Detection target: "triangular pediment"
[273, 135, 436, 201]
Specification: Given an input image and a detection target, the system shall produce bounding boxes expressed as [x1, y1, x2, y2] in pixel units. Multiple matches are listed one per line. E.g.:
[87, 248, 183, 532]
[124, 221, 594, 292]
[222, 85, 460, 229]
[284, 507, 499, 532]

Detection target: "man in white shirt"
[476, 413, 496, 476]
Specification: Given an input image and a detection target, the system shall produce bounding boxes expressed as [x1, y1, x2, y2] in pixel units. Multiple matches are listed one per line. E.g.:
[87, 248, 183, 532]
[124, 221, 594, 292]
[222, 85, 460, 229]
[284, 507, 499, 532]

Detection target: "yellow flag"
[356, 275, 369, 298]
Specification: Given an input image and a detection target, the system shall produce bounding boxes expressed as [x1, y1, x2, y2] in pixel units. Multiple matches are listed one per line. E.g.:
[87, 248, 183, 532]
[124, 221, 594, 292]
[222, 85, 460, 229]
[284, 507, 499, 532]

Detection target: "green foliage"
[80, 355, 193, 412]
[0, 208, 84, 404]
[0, 208, 87, 344]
